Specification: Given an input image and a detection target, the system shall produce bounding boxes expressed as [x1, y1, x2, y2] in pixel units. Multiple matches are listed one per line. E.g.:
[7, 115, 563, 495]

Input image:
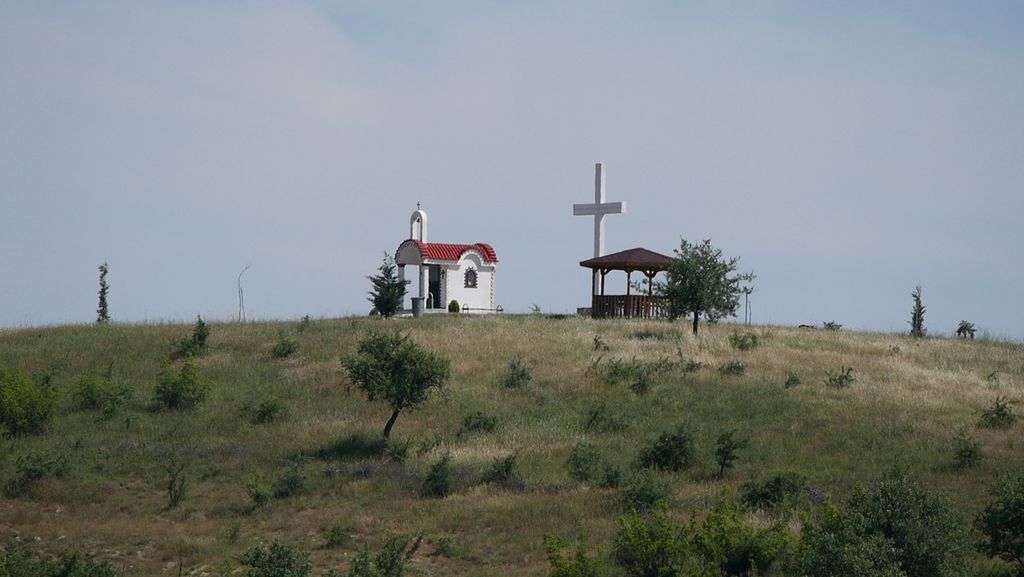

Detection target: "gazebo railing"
[591, 295, 669, 319]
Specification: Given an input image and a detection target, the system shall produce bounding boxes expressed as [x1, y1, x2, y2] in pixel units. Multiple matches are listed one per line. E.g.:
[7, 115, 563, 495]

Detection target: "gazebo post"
[626, 271, 632, 296]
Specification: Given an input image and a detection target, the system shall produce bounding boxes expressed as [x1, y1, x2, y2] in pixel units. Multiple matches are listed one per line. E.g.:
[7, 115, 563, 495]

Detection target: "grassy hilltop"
[0, 315, 1022, 575]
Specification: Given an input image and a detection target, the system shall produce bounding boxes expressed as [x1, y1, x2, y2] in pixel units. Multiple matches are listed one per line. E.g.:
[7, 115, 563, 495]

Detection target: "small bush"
[600, 465, 624, 489]
[979, 396, 1018, 429]
[567, 442, 603, 484]
[249, 397, 287, 425]
[975, 474, 1024, 576]
[0, 548, 119, 577]
[728, 332, 759, 351]
[240, 541, 311, 577]
[245, 477, 271, 509]
[447, 300, 460, 313]
[429, 535, 459, 558]
[581, 402, 627, 433]
[544, 534, 605, 577]
[163, 451, 188, 510]
[591, 357, 674, 388]
[5, 450, 69, 497]
[740, 472, 807, 511]
[324, 522, 351, 548]
[784, 373, 801, 388]
[271, 335, 299, 359]
[384, 439, 410, 463]
[273, 463, 307, 499]
[823, 321, 842, 331]
[461, 410, 498, 434]
[691, 497, 791, 577]
[713, 430, 748, 478]
[613, 506, 695, 575]
[952, 429, 982, 470]
[499, 357, 533, 389]
[154, 356, 208, 410]
[618, 469, 670, 510]
[175, 315, 210, 358]
[593, 335, 610, 351]
[718, 361, 746, 376]
[422, 454, 452, 498]
[0, 368, 57, 436]
[638, 423, 697, 472]
[297, 314, 313, 333]
[74, 371, 131, 420]
[956, 320, 976, 339]
[825, 366, 855, 388]
[482, 454, 524, 491]
[346, 533, 422, 577]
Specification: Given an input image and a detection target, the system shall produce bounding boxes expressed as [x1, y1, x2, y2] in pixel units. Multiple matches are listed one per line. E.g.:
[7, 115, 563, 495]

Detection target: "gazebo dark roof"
[579, 247, 673, 272]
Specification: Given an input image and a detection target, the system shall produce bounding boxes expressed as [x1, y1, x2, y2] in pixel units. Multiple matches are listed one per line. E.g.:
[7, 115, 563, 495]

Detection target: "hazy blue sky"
[2, 2, 1022, 338]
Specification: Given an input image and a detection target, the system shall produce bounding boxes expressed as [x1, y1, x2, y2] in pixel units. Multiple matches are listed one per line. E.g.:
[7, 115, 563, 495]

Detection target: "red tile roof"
[413, 241, 498, 263]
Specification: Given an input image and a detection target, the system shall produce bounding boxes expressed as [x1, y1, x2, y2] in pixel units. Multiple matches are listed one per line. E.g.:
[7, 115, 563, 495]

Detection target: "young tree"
[96, 262, 110, 324]
[909, 286, 926, 338]
[976, 474, 1024, 576]
[367, 253, 406, 318]
[342, 332, 450, 440]
[654, 239, 754, 335]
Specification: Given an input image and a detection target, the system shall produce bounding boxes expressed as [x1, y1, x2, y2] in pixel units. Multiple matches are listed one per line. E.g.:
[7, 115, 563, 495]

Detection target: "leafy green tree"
[909, 286, 926, 338]
[240, 541, 311, 577]
[976, 474, 1024, 576]
[343, 533, 422, 577]
[343, 332, 450, 440]
[367, 253, 406, 318]
[96, 262, 110, 324]
[713, 430, 748, 478]
[654, 239, 754, 335]
[0, 369, 56, 436]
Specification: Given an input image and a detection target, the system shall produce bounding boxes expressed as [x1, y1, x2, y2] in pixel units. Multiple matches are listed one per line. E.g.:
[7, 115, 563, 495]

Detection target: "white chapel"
[394, 206, 498, 314]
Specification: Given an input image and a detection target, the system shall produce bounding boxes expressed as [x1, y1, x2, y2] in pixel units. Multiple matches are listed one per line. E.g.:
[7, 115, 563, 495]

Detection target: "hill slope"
[1, 315, 1022, 575]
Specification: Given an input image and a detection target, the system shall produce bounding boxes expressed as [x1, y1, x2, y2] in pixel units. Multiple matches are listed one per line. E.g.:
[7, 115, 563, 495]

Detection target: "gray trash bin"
[411, 297, 424, 317]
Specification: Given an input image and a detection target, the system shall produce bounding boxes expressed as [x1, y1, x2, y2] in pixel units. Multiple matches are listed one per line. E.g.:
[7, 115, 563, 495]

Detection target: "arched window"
[464, 269, 478, 288]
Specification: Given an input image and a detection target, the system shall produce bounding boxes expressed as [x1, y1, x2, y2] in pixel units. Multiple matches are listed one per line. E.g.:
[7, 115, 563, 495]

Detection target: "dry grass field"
[1, 314, 1022, 575]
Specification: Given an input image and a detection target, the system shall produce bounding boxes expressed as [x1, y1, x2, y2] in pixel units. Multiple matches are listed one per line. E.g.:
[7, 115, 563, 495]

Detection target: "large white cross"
[573, 163, 627, 258]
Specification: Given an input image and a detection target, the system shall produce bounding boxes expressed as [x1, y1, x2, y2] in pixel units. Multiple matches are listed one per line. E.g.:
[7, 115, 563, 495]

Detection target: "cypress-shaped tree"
[367, 253, 406, 318]
[909, 286, 926, 338]
[96, 262, 110, 324]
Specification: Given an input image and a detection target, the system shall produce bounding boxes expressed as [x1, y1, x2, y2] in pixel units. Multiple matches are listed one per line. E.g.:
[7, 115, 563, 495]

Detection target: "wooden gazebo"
[579, 247, 672, 319]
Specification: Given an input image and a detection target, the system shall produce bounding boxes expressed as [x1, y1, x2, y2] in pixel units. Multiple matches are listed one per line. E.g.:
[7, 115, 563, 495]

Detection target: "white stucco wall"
[444, 251, 495, 312]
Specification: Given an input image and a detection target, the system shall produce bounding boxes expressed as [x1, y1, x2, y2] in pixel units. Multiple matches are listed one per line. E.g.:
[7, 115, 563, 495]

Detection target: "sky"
[2, 1, 1023, 339]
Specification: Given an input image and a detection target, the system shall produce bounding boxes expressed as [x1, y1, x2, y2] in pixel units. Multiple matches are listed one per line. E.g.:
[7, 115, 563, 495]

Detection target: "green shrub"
[612, 506, 699, 576]
[845, 471, 969, 577]
[544, 534, 605, 577]
[500, 356, 533, 389]
[784, 373, 801, 388]
[618, 469, 669, 511]
[384, 439, 411, 463]
[249, 397, 286, 425]
[823, 320, 842, 331]
[245, 477, 270, 508]
[273, 463, 306, 499]
[482, 454, 524, 491]
[825, 366, 855, 388]
[297, 315, 313, 333]
[794, 502, 905, 577]
[638, 423, 696, 472]
[74, 371, 131, 420]
[718, 361, 746, 376]
[461, 410, 498, 434]
[271, 335, 299, 359]
[593, 335, 610, 352]
[956, 320, 976, 339]
[447, 300, 460, 313]
[175, 315, 210, 358]
[5, 450, 69, 497]
[590, 357, 674, 389]
[154, 356, 208, 410]
[324, 522, 351, 548]
[0, 368, 57, 436]
[979, 396, 1018, 429]
[240, 541, 311, 577]
[163, 451, 188, 510]
[429, 535, 459, 559]
[422, 454, 452, 498]
[728, 332, 759, 351]
[691, 496, 791, 577]
[345, 533, 422, 577]
[713, 430, 748, 478]
[600, 464, 624, 489]
[740, 472, 807, 512]
[952, 429, 982, 470]
[975, 474, 1024, 576]
[0, 547, 119, 577]
[567, 442, 603, 484]
[581, 402, 627, 433]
